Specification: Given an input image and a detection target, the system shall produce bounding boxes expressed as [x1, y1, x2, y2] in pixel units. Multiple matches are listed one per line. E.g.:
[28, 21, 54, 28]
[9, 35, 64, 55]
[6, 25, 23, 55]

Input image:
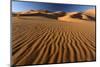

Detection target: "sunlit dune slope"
[83, 9, 95, 18]
[58, 9, 96, 22]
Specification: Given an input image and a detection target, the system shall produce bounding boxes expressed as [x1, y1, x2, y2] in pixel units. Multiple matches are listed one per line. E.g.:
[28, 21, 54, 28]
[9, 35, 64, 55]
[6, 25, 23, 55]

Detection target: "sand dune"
[12, 14, 96, 65]
[83, 9, 95, 18]
[13, 10, 66, 20]
[13, 9, 95, 22]
[58, 10, 96, 22]
[58, 16, 95, 23]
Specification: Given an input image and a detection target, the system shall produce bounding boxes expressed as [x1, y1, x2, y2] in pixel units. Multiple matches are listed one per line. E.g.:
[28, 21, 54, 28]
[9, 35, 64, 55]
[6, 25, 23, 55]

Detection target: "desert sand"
[83, 9, 95, 17]
[12, 9, 96, 65]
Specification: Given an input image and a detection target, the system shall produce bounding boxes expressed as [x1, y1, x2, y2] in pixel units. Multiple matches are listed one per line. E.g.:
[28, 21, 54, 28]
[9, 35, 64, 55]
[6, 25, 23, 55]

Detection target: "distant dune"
[58, 9, 96, 22]
[83, 9, 95, 18]
[13, 10, 66, 19]
[13, 9, 95, 22]
[12, 9, 96, 65]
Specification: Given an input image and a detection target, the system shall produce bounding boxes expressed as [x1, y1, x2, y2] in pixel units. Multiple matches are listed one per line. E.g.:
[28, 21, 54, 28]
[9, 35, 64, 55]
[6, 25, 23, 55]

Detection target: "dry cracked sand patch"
[12, 16, 96, 65]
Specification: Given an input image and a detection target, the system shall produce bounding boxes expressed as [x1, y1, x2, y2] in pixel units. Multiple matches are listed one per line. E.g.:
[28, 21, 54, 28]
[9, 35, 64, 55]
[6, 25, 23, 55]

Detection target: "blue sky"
[12, 1, 95, 12]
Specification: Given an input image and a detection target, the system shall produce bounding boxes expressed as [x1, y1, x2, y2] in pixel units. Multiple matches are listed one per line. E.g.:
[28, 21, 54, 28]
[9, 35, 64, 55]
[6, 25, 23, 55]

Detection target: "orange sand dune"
[13, 9, 95, 22]
[58, 10, 96, 22]
[12, 15, 96, 65]
[83, 9, 96, 17]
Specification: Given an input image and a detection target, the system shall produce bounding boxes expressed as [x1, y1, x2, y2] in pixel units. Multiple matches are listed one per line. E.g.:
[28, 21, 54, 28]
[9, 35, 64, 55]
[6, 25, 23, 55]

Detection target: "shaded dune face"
[12, 15, 96, 65]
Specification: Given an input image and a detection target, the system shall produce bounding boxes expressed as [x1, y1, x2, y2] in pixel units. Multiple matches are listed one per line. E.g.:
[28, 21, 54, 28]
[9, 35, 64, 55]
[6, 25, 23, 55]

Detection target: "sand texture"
[12, 9, 96, 65]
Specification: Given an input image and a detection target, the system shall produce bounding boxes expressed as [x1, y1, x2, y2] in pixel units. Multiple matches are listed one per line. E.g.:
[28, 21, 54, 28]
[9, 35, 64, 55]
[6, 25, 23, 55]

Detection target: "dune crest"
[13, 9, 95, 22]
[83, 9, 95, 17]
[58, 9, 96, 22]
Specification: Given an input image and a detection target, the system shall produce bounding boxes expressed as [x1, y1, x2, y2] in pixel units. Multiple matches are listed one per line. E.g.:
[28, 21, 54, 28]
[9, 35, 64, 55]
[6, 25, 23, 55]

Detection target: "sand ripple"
[12, 16, 96, 65]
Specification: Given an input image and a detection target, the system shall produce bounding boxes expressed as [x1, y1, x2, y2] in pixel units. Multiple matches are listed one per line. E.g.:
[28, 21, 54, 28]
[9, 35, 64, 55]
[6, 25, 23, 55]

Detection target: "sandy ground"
[12, 16, 96, 65]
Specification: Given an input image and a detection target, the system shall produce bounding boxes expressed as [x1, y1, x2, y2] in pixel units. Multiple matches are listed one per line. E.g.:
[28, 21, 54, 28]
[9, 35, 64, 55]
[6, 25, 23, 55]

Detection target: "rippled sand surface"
[12, 16, 96, 65]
